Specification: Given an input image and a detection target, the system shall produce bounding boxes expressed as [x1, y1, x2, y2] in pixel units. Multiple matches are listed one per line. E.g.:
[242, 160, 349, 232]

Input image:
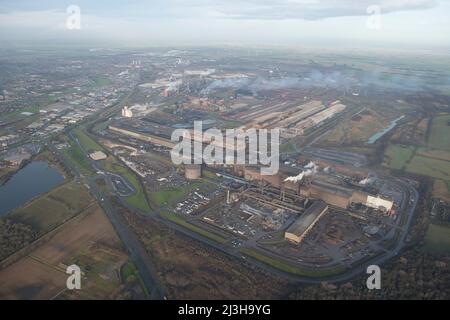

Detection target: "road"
[51, 130, 165, 299]
[88, 176, 165, 299]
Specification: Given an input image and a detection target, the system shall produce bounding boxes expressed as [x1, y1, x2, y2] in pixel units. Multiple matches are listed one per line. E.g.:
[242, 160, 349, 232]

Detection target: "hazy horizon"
[0, 0, 449, 51]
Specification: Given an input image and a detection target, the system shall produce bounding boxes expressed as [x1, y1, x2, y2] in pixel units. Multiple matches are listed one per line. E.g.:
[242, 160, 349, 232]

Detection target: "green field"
[91, 76, 112, 87]
[144, 151, 173, 165]
[280, 141, 297, 153]
[406, 156, 450, 180]
[383, 144, 415, 170]
[240, 247, 345, 278]
[159, 211, 227, 244]
[203, 170, 220, 181]
[149, 181, 215, 207]
[10, 181, 94, 234]
[0, 95, 58, 122]
[69, 129, 149, 212]
[120, 261, 149, 298]
[421, 224, 450, 254]
[149, 184, 203, 207]
[150, 188, 187, 207]
[73, 128, 106, 153]
[62, 140, 95, 175]
[382, 115, 450, 182]
[93, 121, 110, 132]
[417, 148, 450, 162]
[103, 157, 150, 212]
[429, 114, 450, 152]
[121, 261, 138, 281]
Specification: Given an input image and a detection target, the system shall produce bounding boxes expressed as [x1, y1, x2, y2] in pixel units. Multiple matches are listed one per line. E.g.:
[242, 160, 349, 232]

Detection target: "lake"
[368, 116, 405, 145]
[0, 161, 64, 217]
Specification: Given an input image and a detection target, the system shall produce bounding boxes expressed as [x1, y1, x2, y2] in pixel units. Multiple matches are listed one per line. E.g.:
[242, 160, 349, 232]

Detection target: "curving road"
[52, 131, 165, 299]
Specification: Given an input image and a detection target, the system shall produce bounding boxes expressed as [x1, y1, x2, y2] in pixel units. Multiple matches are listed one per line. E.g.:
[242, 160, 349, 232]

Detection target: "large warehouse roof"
[311, 180, 353, 197]
[285, 200, 328, 243]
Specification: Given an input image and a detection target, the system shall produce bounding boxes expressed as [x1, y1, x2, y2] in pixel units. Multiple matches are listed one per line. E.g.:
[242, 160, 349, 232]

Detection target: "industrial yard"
[72, 54, 424, 280]
[163, 158, 414, 275]
[0, 41, 448, 301]
[99, 89, 417, 276]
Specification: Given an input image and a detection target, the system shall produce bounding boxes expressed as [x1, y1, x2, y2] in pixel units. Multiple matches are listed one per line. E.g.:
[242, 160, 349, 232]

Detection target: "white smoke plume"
[166, 79, 182, 92]
[284, 162, 317, 183]
[304, 161, 317, 170]
[359, 176, 375, 186]
[284, 169, 314, 183]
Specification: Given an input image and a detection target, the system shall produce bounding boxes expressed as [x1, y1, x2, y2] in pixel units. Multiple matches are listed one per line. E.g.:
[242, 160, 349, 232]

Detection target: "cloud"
[0, 0, 445, 47]
[206, 0, 438, 20]
[0, 10, 65, 30]
[0, 0, 439, 21]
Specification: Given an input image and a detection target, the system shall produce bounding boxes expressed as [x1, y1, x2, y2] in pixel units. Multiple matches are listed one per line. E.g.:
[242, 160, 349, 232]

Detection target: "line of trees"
[0, 218, 37, 261]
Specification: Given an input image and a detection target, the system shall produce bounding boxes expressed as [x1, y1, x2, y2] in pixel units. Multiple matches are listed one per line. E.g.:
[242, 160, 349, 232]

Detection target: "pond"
[368, 116, 405, 144]
[0, 161, 64, 217]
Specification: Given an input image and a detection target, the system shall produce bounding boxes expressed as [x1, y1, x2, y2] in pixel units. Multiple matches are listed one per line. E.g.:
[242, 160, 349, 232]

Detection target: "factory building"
[244, 166, 282, 187]
[351, 191, 368, 205]
[121, 106, 133, 118]
[284, 179, 303, 194]
[296, 103, 346, 133]
[365, 195, 394, 212]
[300, 180, 393, 211]
[243, 165, 394, 212]
[109, 126, 175, 148]
[3, 151, 31, 167]
[296, 179, 352, 209]
[285, 200, 329, 245]
[185, 164, 202, 180]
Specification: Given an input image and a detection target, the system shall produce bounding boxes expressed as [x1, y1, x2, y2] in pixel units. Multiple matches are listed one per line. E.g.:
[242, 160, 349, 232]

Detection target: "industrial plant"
[2, 38, 439, 301]
[94, 68, 415, 276]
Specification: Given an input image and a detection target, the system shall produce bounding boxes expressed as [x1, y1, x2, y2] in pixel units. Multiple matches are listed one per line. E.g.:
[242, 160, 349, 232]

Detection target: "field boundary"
[0, 203, 97, 270]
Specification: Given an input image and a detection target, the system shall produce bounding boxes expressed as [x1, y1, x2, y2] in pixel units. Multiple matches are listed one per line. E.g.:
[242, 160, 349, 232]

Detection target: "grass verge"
[240, 247, 345, 278]
[103, 157, 150, 212]
[160, 211, 227, 244]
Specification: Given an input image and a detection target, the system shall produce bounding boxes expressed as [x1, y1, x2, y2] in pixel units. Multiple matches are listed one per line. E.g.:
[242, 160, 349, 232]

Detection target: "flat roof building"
[285, 200, 328, 245]
[300, 180, 353, 209]
[89, 151, 107, 161]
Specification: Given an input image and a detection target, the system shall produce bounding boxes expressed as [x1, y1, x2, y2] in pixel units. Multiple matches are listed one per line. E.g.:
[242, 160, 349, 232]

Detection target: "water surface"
[368, 116, 405, 144]
[0, 161, 64, 216]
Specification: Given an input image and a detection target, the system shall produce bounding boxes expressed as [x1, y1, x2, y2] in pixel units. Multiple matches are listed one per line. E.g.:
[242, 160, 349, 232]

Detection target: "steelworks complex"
[107, 113, 396, 252]
[98, 95, 411, 274]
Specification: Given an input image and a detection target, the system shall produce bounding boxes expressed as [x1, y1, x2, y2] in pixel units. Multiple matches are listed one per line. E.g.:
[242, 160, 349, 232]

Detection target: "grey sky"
[0, 0, 449, 49]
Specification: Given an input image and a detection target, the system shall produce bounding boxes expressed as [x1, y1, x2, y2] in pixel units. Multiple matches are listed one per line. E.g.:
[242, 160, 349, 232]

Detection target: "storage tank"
[185, 164, 202, 180]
